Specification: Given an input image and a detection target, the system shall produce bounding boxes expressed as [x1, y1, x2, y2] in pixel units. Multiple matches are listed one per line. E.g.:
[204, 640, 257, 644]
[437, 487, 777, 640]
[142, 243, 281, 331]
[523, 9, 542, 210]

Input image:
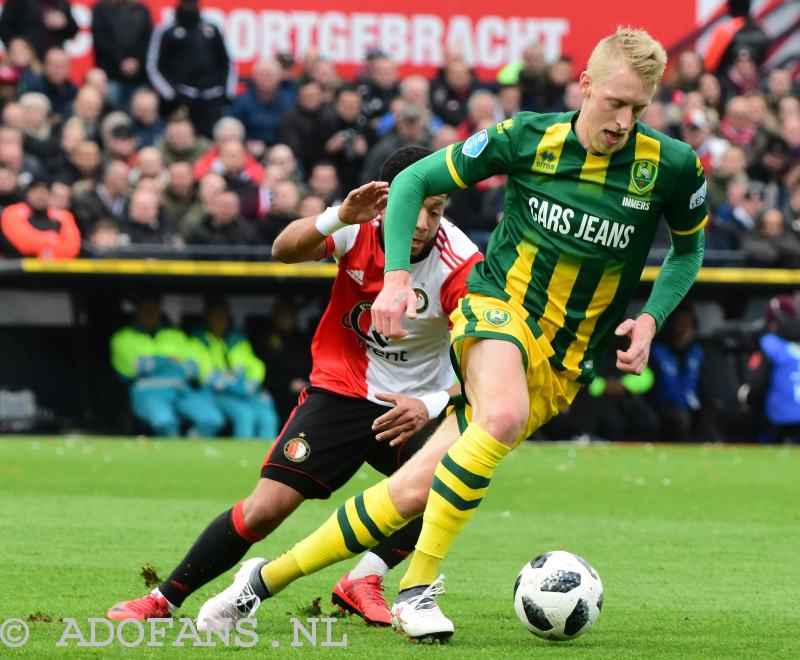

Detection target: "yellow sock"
[262, 479, 409, 595]
[399, 423, 509, 590]
[260, 551, 302, 596]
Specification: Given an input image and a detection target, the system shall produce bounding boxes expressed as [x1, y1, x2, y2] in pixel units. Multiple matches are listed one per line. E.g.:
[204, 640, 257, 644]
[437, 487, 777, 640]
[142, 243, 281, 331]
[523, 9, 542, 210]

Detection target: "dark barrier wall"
[1, 258, 798, 435]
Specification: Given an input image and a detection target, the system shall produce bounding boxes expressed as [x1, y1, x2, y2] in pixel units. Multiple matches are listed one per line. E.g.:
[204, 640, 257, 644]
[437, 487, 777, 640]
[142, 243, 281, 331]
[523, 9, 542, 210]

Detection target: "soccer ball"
[513, 550, 603, 640]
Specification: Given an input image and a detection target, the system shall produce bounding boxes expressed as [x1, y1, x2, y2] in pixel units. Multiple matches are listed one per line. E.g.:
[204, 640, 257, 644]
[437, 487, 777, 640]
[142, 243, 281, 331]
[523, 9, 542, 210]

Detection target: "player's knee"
[391, 466, 432, 516]
[475, 404, 528, 444]
[390, 488, 426, 518]
[403, 483, 430, 515]
[243, 490, 293, 535]
[242, 499, 276, 535]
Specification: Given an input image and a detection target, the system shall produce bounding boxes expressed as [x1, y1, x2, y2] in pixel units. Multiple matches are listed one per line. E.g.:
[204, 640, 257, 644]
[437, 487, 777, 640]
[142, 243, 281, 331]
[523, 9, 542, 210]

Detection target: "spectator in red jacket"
[0, 174, 80, 258]
[192, 117, 264, 183]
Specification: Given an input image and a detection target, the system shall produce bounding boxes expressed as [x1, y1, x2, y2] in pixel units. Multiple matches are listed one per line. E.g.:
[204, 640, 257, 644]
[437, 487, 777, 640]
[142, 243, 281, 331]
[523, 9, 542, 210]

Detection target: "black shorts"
[261, 387, 435, 499]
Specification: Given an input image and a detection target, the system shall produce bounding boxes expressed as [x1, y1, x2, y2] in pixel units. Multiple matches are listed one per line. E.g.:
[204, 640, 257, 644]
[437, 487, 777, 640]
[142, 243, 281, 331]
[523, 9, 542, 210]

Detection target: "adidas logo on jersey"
[346, 269, 365, 285]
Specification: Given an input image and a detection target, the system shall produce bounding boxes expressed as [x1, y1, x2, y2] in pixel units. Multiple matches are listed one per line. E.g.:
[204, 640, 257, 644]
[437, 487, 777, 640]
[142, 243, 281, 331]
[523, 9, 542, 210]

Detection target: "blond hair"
[19, 92, 51, 115]
[587, 27, 667, 90]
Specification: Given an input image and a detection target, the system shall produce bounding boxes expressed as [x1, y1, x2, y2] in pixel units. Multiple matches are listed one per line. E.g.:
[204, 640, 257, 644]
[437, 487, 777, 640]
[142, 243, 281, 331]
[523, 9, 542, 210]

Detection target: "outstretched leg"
[159, 478, 304, 605]
[108, 478, 303, 620]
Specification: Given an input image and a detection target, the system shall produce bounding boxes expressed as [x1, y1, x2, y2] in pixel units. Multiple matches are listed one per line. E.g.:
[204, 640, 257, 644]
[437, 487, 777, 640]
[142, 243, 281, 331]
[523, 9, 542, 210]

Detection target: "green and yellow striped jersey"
[389, 111, 707, 383]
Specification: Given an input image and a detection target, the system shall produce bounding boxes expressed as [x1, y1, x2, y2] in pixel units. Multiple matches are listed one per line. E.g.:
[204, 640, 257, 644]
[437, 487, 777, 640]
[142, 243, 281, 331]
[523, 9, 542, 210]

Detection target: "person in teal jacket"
[110, 294, 225, 437]
[191, 298, 278, 439]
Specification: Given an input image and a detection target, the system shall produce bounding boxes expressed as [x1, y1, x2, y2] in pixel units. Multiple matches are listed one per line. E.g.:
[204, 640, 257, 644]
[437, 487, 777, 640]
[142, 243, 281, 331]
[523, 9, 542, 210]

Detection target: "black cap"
[111, 123, 135, 140]
[26, 172, 52, 190]
[365, 47, 388, 60]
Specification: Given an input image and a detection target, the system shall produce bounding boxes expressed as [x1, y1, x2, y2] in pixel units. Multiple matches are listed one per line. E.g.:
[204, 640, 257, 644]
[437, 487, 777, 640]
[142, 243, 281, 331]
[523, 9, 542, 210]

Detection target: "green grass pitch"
[0, 436, 798, 658]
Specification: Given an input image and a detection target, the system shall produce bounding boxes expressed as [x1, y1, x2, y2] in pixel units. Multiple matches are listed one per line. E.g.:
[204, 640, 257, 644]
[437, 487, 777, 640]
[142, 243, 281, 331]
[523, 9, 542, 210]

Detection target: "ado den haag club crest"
[630, 159, 658, 194]
[483, 309, 511, 327]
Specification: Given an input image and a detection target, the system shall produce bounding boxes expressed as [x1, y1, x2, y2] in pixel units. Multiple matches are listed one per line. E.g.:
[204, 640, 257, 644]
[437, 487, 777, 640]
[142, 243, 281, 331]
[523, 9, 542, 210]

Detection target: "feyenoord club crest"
[283, 434, 310, 462]
[483, 309, 511, 327]
[414, 288, 429, 314]
[630, 160, 658, 194]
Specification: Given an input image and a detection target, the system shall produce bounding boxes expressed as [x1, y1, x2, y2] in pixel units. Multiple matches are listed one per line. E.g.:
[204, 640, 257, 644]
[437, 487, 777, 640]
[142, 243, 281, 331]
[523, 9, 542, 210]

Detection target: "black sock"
[371, 517, 423, 569]
[159, 508, 254, 607]
[247, 559, 271, 601]
[396, 584, 427, 599]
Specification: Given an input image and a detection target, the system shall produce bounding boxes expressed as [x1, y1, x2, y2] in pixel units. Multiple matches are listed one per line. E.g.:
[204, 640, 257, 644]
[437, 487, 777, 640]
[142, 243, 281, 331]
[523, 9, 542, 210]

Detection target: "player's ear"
[579, 71, 592, 98]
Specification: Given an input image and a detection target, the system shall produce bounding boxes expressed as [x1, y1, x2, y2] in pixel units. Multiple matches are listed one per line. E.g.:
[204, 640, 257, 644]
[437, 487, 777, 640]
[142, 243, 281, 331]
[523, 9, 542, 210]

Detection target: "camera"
[341, 129, 359, 159]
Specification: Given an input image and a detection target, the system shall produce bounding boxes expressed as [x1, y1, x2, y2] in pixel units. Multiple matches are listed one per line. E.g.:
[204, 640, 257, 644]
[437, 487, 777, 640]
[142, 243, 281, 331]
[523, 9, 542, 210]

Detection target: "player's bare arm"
[271, 180, 389, 263]
[371, 393, 430, 446]
[372, 383, 460, 446]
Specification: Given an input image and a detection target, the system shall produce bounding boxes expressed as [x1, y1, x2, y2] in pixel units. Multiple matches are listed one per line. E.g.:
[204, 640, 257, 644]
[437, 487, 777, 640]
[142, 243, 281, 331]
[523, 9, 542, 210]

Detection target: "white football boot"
[390, 575, 454, 643]
[196, 557, 267, 633]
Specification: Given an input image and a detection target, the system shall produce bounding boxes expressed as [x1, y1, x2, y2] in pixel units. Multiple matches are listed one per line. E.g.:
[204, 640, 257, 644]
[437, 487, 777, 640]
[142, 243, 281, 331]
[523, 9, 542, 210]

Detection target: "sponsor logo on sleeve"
[462, 130, 489, 158]
[496, 118, 514, 133]
[689, 180, 707, 210]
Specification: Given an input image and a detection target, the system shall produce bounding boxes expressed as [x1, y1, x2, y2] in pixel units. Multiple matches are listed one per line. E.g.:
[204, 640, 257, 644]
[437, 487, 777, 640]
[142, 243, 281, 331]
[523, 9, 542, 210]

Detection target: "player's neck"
[572, 111, 596, 155]
[572, 110, 591, 151]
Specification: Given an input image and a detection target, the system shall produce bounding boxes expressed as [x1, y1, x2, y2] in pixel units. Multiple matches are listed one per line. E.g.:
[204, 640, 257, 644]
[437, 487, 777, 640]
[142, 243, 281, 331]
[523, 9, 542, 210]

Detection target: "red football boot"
[107, 592, 172, 621]
[331, 572, 391, 626]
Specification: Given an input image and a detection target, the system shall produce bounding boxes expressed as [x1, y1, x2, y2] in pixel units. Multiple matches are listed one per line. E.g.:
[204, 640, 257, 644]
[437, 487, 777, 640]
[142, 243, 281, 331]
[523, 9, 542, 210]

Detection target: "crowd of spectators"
[0, 0, 795, 261]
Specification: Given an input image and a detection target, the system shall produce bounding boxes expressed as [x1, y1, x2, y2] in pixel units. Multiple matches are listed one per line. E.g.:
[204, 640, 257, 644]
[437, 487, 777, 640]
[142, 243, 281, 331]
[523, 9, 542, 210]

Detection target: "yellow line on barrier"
[642, 266, 800, 285]
[20, 259, 339, 278]
[17, 260, 800, 286]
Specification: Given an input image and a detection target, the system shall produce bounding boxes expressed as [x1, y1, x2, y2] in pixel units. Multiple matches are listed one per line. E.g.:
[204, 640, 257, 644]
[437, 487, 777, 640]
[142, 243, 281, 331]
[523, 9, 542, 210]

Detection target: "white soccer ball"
[513, 550, 603, 640]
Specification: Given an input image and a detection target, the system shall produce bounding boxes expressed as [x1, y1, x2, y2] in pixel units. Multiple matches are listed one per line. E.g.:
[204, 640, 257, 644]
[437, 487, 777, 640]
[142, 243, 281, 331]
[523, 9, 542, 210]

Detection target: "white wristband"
[419, 390, 450, 420]
[314, 205, 347, 236]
